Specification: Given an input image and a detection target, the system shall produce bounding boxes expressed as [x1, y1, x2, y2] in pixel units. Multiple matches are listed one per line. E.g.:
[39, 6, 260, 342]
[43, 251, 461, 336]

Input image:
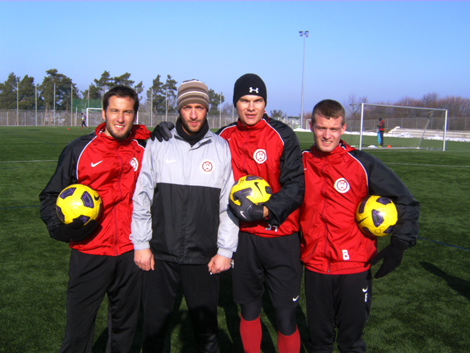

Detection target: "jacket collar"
[174, 125, 212, 148]
[311, 140, 352, 157]
[236, 113, 270, 131]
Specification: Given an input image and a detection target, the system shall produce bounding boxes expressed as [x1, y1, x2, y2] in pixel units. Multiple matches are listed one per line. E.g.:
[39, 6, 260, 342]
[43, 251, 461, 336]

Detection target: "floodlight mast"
[299, 30, 309, 130]
[16, 77, 19, 126]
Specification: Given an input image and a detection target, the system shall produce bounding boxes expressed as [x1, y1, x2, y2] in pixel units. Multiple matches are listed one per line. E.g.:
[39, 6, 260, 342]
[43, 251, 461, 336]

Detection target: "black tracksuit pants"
[305, 269, 372, 353]
[142, 260, 220, 353]
[60, 249, 142, 353]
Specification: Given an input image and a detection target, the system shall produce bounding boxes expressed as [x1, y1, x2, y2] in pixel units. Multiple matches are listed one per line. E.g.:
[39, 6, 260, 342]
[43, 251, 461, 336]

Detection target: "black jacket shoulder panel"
[349, 149, 420, 247]
[265, 118, 305, 226]
[39, 133, 96, 237]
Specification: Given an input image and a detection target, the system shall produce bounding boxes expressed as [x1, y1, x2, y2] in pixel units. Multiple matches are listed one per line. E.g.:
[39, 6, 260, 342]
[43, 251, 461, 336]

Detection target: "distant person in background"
[81, 113, 88, 129]
[300, 99, 420, 353]
[377, 117, 384, 147]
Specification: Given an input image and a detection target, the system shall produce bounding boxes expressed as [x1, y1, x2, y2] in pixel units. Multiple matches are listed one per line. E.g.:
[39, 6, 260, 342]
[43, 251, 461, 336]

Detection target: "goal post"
[345, 103, 448, 151]
[86, 108, 103, 127]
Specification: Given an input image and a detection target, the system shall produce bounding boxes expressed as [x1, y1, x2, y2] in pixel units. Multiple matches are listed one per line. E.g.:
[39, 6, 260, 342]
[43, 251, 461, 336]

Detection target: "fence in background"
[0, 109, 303, 130]
[2, 109, 470, 132]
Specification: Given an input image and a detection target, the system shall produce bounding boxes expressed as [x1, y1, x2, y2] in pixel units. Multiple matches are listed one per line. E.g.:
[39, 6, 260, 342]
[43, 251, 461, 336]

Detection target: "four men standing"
[41, 78, 419, 353]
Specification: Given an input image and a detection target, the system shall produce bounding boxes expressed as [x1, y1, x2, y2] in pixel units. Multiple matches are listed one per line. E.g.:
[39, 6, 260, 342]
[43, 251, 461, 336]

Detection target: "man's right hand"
[151, 122, 174, 142]
[134, 248, 155, 271]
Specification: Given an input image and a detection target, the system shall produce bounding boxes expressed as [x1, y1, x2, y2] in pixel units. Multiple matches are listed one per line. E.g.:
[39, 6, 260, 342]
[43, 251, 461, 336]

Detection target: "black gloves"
[229, 191, 266, 222]
[52, 219, 99, 243]
[371, 237, 409, 278]
[151, 122, 174, 142]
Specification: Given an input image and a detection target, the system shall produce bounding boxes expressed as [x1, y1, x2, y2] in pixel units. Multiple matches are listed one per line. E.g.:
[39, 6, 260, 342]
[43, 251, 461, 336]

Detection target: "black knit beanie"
[232, 73, 267, 107]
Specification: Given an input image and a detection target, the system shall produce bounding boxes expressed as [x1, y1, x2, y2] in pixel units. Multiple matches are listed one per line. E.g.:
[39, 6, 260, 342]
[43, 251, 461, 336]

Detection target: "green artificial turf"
[1, 126, 469, 352]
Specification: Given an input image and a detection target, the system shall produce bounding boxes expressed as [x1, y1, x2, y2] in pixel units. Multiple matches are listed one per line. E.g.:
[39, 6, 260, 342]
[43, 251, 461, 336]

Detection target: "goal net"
[86, 108, 103, 127]
[344, 103, 448, 151]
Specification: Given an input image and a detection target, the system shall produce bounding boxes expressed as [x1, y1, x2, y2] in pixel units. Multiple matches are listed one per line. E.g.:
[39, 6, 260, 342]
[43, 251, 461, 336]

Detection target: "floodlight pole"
[70, 85, 73, 126]
[35, 84, 38, 126]
[299, 30, 309, 130]
[165, 88, 168, 122]
[219, 92, 222, 129]
[53, 82, 56, 126]
[150, 89, 153, 127]
[16, 77, 19, 126]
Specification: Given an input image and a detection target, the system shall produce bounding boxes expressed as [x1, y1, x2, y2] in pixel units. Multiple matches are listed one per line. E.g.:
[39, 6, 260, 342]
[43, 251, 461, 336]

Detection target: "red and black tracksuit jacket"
[39, 123, 151, 256]
[218, 114, 305, 237]
[300, 141, 420, 275]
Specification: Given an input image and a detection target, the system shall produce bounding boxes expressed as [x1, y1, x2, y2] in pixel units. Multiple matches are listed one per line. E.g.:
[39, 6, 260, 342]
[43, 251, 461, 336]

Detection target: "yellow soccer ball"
[230, 176, 272, 206]
[356, 195, 398, 237]
[56, 184, 102, 225]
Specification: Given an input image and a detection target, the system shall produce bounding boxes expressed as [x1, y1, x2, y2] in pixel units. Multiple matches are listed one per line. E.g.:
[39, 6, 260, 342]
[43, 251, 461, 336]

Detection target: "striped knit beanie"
[177, 79, 210, 112]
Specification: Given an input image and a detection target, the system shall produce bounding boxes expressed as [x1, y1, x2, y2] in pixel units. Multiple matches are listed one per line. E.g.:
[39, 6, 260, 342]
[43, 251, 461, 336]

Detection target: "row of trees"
[0, 70, 226, 115]
[2, 70, 469, 124]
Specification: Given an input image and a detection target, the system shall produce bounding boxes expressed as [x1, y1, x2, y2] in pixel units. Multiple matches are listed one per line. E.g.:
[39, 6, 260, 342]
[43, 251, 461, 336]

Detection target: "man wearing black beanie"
[219, 73, 305, 353]
[151, 73, 305, 352]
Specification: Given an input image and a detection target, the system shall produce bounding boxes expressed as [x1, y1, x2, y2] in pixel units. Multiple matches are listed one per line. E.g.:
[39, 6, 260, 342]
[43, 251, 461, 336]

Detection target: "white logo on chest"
[91, 161, 103, 168]
[253, 149, 267, 164]
[130, 158, 139, 172]
[201, 160, 215, 174]
[334, 178, 350, 193]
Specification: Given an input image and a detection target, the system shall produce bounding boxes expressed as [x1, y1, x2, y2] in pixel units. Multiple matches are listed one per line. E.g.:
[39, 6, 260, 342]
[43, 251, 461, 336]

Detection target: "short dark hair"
[103, 86, 139, 113]
[312, 99, 345, 125]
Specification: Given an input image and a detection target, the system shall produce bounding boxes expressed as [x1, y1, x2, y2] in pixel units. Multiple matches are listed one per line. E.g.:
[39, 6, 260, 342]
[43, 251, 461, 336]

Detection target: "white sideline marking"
[386, 162, 470, 168]
[0, 160, 57, 163]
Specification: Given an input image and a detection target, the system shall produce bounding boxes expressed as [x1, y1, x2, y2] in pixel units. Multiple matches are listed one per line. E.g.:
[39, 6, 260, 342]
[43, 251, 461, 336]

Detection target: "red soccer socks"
[240, 315, 262, 353]
[278, 326, 301, 353]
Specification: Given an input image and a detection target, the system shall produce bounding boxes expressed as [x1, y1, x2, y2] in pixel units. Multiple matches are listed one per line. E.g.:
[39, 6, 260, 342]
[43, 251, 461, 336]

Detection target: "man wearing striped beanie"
[132, 79, 238, 352]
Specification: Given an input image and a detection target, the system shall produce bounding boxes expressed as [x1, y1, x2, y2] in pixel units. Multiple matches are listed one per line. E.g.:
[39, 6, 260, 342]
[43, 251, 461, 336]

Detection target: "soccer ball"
[56, 184, 102, 225]
[355, 195, 398, 237]
[230, 176, 272, 206]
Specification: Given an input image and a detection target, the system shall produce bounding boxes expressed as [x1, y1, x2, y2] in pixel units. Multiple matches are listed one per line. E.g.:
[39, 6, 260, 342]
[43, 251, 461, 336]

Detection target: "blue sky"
[1, 1, 469, 116]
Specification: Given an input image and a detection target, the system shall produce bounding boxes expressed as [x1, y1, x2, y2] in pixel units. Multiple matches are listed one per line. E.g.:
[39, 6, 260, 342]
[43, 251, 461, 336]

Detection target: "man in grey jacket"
[131, 79, 239, 353]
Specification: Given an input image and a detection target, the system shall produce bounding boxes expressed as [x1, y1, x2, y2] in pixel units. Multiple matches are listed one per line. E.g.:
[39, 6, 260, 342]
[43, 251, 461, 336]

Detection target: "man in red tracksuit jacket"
[39, 86, 151, 353]
[300, 99, 420, 353]
[151, 74, 305, 352]
[220, 74, 305, 353]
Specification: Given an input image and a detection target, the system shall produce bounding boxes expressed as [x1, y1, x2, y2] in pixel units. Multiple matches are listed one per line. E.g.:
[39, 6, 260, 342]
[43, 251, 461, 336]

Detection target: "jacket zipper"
[321, 157, 331, 273]
[114, 144, 123, 256]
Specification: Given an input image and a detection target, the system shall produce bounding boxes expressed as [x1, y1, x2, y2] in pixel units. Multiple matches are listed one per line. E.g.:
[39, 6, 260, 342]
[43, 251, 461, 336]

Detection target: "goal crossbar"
[350, 103, 448, 151]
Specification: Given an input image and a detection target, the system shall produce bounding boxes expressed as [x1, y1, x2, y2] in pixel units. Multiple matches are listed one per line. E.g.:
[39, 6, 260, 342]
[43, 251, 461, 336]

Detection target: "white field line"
[0, 160, 58, 163]
[386, 162, 470, 168]
[1, 160, 469, 168]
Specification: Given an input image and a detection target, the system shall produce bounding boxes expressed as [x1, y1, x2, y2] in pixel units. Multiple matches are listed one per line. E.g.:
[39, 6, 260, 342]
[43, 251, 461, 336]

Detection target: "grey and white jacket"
[131, 127, 238, 264]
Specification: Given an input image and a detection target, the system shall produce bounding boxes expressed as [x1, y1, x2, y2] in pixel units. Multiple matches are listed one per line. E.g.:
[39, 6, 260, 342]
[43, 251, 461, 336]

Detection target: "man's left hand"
[371, 238, 409, 278]
[229, 191, 265, 222]
[208, 254, 231, 275]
